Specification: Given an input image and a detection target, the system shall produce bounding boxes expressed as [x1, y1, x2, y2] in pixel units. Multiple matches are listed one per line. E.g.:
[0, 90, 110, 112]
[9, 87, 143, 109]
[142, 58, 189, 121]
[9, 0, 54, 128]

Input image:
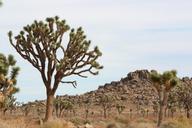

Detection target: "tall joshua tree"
[150, 70, 178, 127]
[8, 16, 103, 121]
[0, 53, 20, 107]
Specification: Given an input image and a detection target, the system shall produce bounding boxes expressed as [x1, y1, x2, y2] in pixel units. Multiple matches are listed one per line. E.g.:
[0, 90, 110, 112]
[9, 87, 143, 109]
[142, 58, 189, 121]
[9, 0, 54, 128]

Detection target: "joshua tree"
[0, 53, 20, 108]
[83, 97, 92, 119]
[166, 89, 178, 118]
[99, 94, 115, 118]
[2, 95, 17, 115]
[175, 83, 192, 118]
[54, 98, 73, 117]
[8, 16, 103, 121]
[115, 102, 125, 115]
[150, 70, 178, 127]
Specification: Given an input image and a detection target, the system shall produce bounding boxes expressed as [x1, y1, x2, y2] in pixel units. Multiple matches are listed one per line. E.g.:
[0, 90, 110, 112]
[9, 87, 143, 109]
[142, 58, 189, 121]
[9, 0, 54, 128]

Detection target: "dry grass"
[0, 116, 37, 128]
[0, 114, 192, 128]
[41, 119, 75, 128]
[160, 116, 192, 128]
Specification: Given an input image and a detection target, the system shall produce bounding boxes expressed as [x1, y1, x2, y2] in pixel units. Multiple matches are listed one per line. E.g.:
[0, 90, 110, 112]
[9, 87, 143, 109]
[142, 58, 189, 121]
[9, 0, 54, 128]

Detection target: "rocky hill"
[22, 69, 192, 113]
[58, 70, 157, 108]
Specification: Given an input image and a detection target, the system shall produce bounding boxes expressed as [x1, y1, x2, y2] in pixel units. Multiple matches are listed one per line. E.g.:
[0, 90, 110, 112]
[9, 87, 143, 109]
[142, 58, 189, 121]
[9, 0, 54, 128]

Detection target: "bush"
[41, 120, 74, 128]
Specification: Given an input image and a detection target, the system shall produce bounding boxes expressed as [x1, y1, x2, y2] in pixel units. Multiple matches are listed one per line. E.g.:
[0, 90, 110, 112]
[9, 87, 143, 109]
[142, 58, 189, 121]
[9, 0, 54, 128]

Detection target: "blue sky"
[0, 0, 192, 102]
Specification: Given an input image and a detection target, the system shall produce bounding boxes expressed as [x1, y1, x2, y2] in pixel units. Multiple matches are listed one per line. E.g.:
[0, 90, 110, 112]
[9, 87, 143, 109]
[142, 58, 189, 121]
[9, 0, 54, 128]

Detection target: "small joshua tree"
[54, 98, 73, 117]
[99, 94, 115, 118]
[2, 95, 17, 115]
[115, 102, 125, 115]
[167, 89, 178, 118]
[8, 16, 103, 121]
[175, 83, 192, 118]
[83, 98, 92, 119]
[150, 70, 178, 127]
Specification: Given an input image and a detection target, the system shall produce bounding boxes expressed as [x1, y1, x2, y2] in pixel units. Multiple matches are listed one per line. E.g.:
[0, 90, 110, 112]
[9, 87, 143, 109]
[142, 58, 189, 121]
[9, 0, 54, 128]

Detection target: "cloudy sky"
[0, 0, 192, 102]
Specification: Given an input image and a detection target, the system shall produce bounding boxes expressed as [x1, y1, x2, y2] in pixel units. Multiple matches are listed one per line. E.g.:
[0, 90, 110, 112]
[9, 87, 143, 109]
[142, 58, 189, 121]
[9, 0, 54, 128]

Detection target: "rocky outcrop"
[23, 69, 192, 113]
[56, 70, 157, 108]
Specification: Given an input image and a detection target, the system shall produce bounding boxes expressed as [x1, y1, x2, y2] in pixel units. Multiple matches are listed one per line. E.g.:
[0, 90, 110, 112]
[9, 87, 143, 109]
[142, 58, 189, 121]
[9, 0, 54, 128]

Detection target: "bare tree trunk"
[157, 103, 165, 127]
[164, 106, 168, 118]
[157, 90, 168, 127]
[187, 109, 190, 118]
[44, 91, 54, 121]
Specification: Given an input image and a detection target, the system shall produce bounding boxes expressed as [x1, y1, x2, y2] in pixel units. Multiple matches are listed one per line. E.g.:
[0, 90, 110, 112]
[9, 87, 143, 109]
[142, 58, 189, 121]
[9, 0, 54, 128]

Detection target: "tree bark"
[187, 109, 190, 118]
[157, 102, 165, 127]
[44, 92, 54, 121]
[157, 90, 168, 127]
[157, 90, 163, 127]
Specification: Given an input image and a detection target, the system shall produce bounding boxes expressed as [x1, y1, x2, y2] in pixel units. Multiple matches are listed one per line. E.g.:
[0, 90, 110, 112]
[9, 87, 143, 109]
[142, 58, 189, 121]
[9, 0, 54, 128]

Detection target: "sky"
[0, 0, 192, 102]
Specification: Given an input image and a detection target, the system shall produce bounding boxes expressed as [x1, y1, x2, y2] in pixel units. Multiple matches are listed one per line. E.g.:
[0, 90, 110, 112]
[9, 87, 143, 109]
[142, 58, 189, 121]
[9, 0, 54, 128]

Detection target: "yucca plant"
[0, 53, 20, 109]
[8, 16, 103, 121]
[150, 70, 179, 127]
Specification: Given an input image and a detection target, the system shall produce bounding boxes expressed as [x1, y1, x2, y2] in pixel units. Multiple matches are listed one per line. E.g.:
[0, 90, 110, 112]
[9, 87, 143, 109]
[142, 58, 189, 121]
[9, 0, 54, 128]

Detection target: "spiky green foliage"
[0, 53, 20, 96]
[150, 70, 178, 91]
[8, 16, 103, 121]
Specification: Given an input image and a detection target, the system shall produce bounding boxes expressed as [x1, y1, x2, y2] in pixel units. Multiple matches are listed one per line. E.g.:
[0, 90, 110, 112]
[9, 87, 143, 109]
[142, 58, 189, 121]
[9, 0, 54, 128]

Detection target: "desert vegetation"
[0, 1, 192, 128]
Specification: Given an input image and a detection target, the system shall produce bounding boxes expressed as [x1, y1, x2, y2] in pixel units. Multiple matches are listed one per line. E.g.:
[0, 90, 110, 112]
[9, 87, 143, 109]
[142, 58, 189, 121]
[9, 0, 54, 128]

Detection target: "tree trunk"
[157, 90, 168, 127]
[164, 106, 167, 118]
[157, 101, 165, 127]
[157, 90, 163, 127]
[3, 108, 7, 115]
[187, 109, 190, 118]
[104, 107, 107, 118]
[44, 92, 54, 121]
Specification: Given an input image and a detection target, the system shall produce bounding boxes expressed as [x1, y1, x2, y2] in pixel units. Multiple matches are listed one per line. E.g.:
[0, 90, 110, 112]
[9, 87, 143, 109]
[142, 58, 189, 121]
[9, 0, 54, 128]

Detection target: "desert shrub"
[41, 120, 74, 128]
[69, 117, 84, 126]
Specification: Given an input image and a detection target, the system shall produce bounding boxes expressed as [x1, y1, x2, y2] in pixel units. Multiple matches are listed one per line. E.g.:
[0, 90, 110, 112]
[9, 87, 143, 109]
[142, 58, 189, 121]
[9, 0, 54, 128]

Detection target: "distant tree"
[150, 70, 179, 127]
[115, 102, 125, 115]
[166, 89, 178, 118]
[8, 16, 103, 121]
[54, 98, 73, 117]
[2, 95, 17, 115]
[21, 102, 33, 116]
[0, 53, 20, 109]
[175, 83, 192, 118]
[99, 94, 115, 118]
[83, 98, 92, 119]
